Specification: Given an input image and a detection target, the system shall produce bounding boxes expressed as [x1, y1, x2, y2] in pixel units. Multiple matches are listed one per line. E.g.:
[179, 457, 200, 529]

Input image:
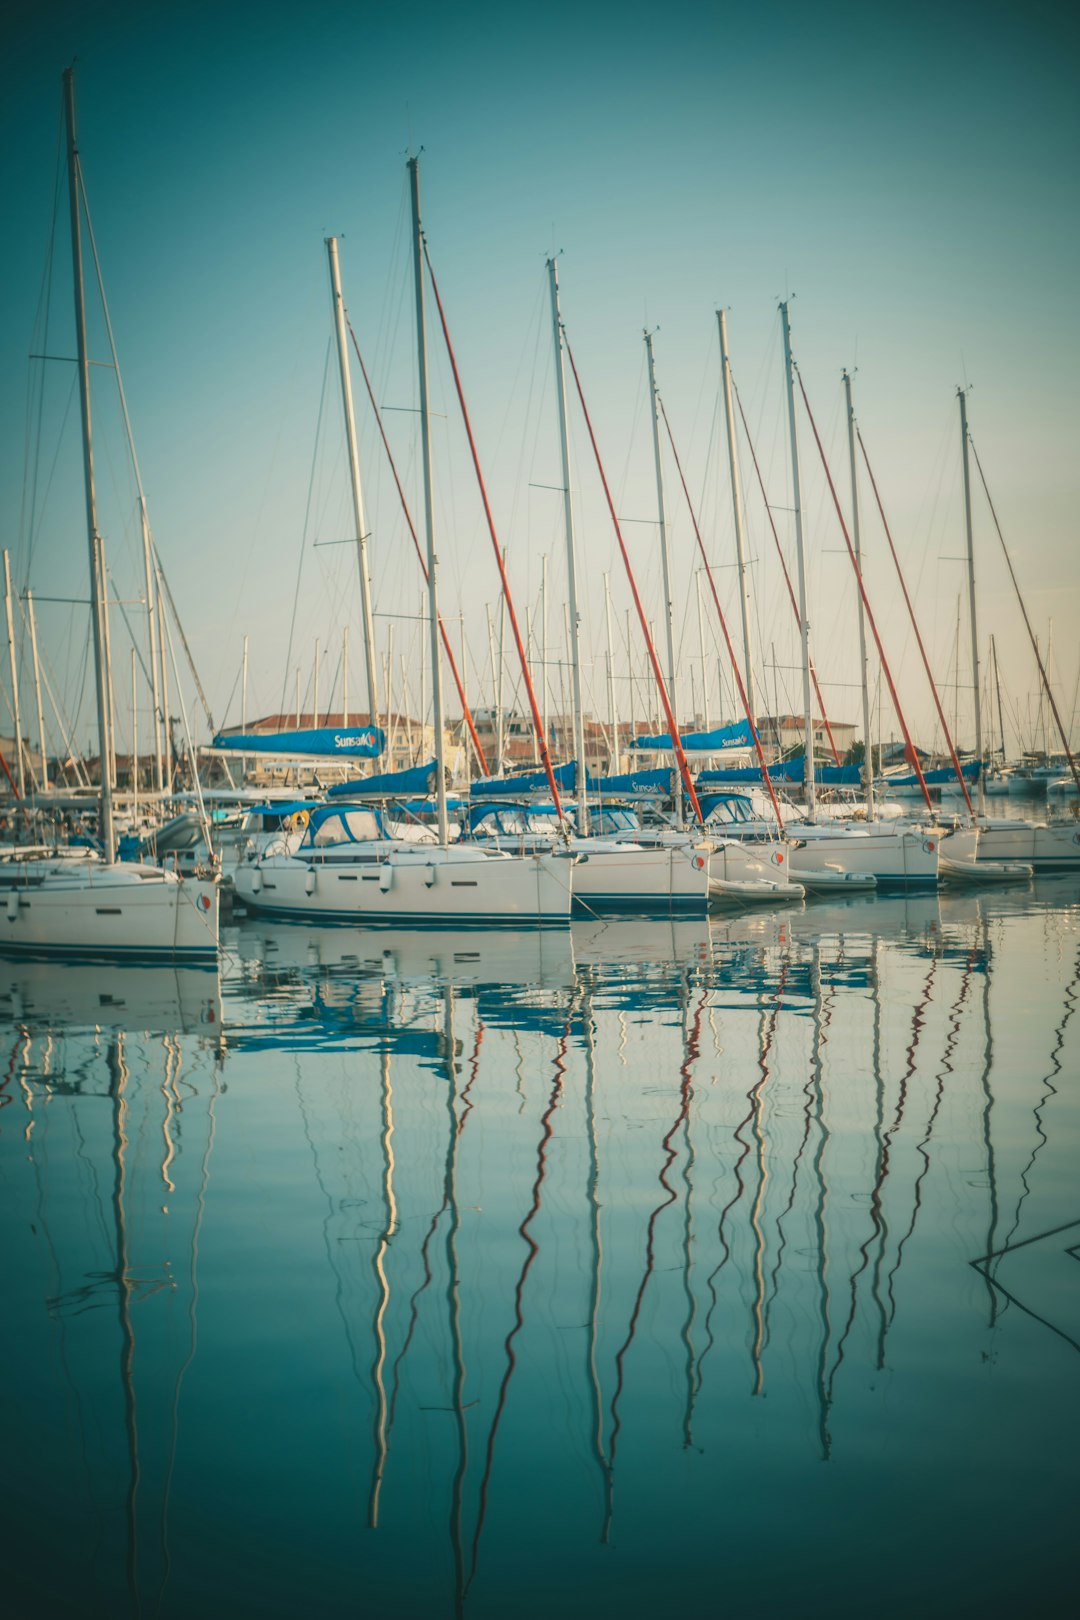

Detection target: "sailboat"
[233, 157, 573, 927]
[0, 71, 218, 963]
[947, 390, 1080, 873]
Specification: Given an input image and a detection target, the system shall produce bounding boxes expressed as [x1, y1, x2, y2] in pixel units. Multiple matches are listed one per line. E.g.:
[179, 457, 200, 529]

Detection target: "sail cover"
[630, 719, 754, 751]
[211, 726, 385, 759]
[328, 762, 437, 797]
[472, 762, 578, 796]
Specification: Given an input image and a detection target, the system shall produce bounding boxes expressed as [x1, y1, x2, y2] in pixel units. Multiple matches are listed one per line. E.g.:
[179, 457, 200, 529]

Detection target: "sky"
[2, 0, 1077, 765]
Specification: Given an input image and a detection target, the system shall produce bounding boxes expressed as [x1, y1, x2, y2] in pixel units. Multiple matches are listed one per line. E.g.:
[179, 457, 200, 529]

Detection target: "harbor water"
[3, 878, 1078, 1617]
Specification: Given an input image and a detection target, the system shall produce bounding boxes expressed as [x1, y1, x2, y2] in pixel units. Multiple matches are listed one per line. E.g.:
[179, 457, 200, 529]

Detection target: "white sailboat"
[951, 390, 1080, 873]
[1, 71, 218, 964]
[774, 303, 937, 892]
[234, 157, 573, 928]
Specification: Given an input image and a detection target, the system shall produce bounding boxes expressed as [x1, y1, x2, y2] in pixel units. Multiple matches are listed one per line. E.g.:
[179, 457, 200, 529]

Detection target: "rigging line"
[423, 242, 564, 815]
[561, 332, 703, 824]
[968, 433, 1080, 794]
[797, 372, 933, 811]
[345, 314, 488, 772]
[280, 337, 333, 721]
[20, 98, 66, 584]
[732, 379, 841, 764]
[658, 394, 784, 828]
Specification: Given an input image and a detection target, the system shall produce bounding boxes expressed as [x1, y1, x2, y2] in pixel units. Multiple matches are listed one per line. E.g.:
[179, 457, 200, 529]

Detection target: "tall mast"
[695, 572, 711, 732]
[547, 258, 589, 832]
[644, 331, 678, 725]
[241, 634, 248, 733]
[604, 572, 619, 770]
[139, 501, 164, 794]
[843, 370, 875, 820]
[717, 310, 756, 722]
[990, 634, 1006, 766]
[409, 157, 449, 844]
[645, 329, 683, 824]
[326, 236, 380, 730]
[63, 67, 115, 860]
[779, 301, 816, 821]
[3, 551, 26, 797]
[26, 588, 48, 793]
[958, 388, 985, 812]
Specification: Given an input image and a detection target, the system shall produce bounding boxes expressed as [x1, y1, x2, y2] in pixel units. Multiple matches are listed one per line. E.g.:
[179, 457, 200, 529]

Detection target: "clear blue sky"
[2, 0, 1077, 761]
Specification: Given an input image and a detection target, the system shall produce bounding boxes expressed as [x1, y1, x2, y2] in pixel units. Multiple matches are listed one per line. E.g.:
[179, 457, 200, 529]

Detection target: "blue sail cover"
[212, 725, 385, 759]
[630, 719, 754, 752]
[328, 762, 437, 797]
[472, 762, 578, 796]
[887, 762, 981, 787]
[587, 767, 674, 795]
[698, 759, 863, 786]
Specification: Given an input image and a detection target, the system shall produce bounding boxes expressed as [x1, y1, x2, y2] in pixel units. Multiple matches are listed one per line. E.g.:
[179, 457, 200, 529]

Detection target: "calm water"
[3, 881, 1078, 1619]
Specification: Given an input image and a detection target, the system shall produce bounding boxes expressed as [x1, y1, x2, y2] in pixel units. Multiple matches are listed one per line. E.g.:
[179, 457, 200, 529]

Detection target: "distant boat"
[1, 71, 217, 963]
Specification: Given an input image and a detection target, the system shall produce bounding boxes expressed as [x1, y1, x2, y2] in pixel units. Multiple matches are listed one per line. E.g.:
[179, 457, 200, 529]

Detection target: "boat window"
[342, 810, 383, 842]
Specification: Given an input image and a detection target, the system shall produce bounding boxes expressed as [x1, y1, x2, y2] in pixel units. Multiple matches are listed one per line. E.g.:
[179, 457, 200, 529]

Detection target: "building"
[755, 714, 857, 758]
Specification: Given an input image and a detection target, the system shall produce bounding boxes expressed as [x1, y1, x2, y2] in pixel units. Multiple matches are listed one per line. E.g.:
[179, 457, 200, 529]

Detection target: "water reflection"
[3, 881, 1079, 1618]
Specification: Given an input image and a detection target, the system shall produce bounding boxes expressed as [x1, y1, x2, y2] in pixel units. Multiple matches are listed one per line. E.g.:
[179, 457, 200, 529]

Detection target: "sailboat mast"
[958, 388, 986, 812]
[63, 67, 115, 861]
[717, 310, 756, 723]
[546, 258, 589, 832]
[3, 551, 26, 797]
[26, 588, 48, 793]
[644, 330, 683, 824]
[644, 331, 678, 724]
[326, 236, 380, 731]
[139, 500, 164, 794]
[604, 571, 619, 770]
[779, 301, 816, 821]
[991, 633, 1006, 766]
[409, 158, 449, 845]
[843, 371, 875, 820]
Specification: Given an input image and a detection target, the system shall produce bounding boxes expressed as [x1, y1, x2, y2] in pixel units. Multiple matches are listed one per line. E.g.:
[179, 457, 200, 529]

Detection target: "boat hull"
[975, 820, 1080, 872]
[784, 825, 940, 889]
[0, 862, 219, 962]
[233, 845, 574, 926]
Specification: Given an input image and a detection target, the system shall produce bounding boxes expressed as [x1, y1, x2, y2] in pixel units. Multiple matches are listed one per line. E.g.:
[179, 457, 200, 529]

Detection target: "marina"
[3, 9, 1078, 1618]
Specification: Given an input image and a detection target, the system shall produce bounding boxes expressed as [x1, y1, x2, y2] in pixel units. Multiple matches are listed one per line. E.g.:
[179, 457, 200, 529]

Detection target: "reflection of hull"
[0, 860, 218, 961]
[0, 958, 221, 1032]
[975, 820, 1080, 871]
[234, 845, 573, 926]
[570, 914, 712, 970]
[227, 919, 575, 989]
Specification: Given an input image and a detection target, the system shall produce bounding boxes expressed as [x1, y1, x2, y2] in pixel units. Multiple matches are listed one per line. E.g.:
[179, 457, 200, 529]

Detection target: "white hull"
[0, 861, 219, 961]
[975, 819, 1080, 871]
[570, 842, 711, 912]
[784, 824, 939, 888]
[234, 843, 573, 926]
